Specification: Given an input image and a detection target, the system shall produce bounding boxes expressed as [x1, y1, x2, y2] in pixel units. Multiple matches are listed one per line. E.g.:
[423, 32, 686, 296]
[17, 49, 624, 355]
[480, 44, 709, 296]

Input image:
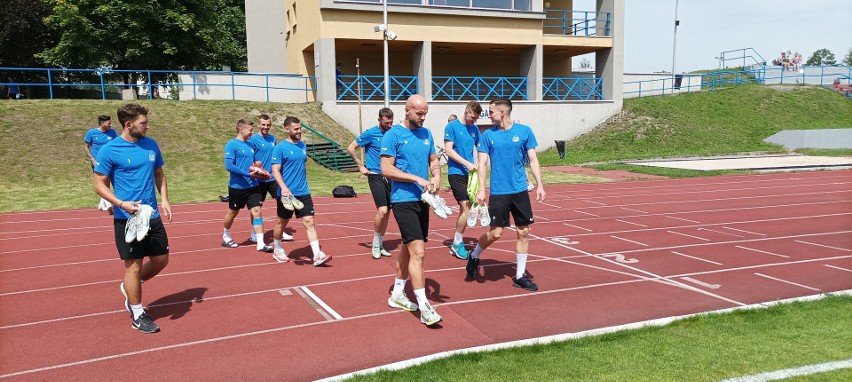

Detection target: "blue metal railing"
[718, 48, 768, 69]
[432, 76, 527, 101]
[337, 75, 417, 101]
[542, 77, 603, 100]
[544, 10, 610, 36]
[0, 67, 316, 102]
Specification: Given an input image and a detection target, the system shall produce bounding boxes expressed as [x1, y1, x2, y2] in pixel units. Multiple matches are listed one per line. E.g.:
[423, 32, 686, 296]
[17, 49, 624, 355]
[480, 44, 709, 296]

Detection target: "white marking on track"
[754, 273, 820, 291]
[620, 207, 647, 214]
[563, 223, 593, 232]
[610, 235, 649, 247]
[615, 219, 648, 228]
[575, 210, 601, 217]
[667, 230, 710, 241]
[824, 264, 852, 273]
[665, 215, 701, 223]
[794, 240, 852, 252]
[721, 226, 766, 236]
[718, 359, 852, 382]
[679, 277, 720, 289]
[671, 251, 723, 265]
[735, 245, 790, 258]
[697, 227, 744, 237]
[299, 286, 343, 320]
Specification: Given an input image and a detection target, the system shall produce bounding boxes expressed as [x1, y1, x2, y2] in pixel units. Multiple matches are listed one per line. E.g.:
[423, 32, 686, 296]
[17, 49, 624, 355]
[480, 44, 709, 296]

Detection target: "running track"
[1, 170, 850, 381]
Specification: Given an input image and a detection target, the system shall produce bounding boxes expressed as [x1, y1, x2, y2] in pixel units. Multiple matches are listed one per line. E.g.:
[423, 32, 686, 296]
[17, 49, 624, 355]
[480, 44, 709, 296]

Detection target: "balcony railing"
[543, 77, 603, 100]
[432, 76, 527, 101]
[337, 75, 418, 101]
[544, 10, 610, 36]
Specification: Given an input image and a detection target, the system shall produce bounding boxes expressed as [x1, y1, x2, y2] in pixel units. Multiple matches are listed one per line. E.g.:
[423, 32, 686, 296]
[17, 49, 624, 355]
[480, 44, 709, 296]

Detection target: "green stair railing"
[300, 122, 358, 172]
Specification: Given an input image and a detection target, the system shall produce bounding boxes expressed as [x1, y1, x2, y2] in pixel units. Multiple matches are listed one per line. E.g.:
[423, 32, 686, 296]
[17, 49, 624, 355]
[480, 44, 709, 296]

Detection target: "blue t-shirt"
[380, 124, 436, 203]
[94, 136, 164, 220]
[84, 128, 119, 157]
[249, 133, 277, 183]
[271, 140, 310, 197]
[354, 125, 387, 174]
[443, 120, 480, 176]
[477, 123, 538, 195]
[224, 138, 258, 189]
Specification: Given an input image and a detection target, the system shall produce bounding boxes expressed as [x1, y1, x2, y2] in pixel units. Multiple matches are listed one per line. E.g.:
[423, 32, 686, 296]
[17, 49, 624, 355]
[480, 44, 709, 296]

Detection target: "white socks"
[413, 288, 428, 310]
[274, 239, 282, 249]
[223, 228, 232, 242]
[131, 304, 144, 320]
[310, 240, 320, 257]
[470, 244, 484, 259]
[453, 231, 464, 245]
[392, 278, 407, 296]
[516, 253, 528, 279]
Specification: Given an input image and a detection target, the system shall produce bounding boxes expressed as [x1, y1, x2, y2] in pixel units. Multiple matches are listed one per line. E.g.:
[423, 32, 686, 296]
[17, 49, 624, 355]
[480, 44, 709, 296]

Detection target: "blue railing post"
[265, 74, 270, 102]
[146, 70, 152, 99]
[47, 69, 53, 99]
[584, 12, 590, 36]
[231, 71, 235, 100]
[562, 11, 567, 35]
[605, 12, 611, 36]
[820, 66, 824, 86]
[192, 72, 197, 99]
[99, 71, 106, 100]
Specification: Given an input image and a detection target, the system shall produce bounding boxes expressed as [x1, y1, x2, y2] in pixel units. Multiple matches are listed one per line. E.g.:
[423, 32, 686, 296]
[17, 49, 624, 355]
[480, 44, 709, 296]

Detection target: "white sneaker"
[279, 195, 295, 211]
[432, 194, 453, 216]
[98, 198, 112, 211]
[527, 182, 535, 192]
[467, 203, 480, 228]
[313, 251, 332, 266]
[135, 205, 155, 241]
[421, 192, 447, 219]
[387, 293, 417, 312]
[420, 302, 443, 326]
[272, 247, 289, 263]
[281, 231, 294, 241]
[124, 214, 141, 243]
[290, 196, 304, 210]
[479, 204, 491, 227]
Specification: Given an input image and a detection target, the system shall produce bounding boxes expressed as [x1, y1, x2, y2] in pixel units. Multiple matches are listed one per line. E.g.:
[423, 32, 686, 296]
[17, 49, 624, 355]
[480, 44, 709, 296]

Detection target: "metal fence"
[543, 77, 603, 100]
[543, 10, 610, 36]
[337, 75, 417, 101]
[432, 76, 528, 101]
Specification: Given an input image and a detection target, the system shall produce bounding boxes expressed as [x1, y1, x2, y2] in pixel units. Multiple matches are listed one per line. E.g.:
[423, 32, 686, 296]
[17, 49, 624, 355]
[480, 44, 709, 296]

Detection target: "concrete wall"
[764, 129, 852, 149]
[322, 100, 623, 151]
[245, 0, 288, 73]
[177, 73, 314, 103]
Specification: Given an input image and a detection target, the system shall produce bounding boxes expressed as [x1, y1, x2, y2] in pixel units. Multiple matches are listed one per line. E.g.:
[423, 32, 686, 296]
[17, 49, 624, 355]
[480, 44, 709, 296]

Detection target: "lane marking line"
[575, 210, 601, 218]
[824, 264, 852, 273]
[794, 240, 852, 253]
[620, 207, 648, 214]
[679, 277, 721, 289]
[563, 223, 593, 232]
[735, 245, 790, 258]
[615, 219, 649, 228]
[671, 251, 723, 266]
[697, 227, 744, 238]
[299, 286, 343, 320]
[722, 226, 766, 236]
[666, 215, 701, 223]
[610, 235, 649, 247]
[667, 230, 711, 241]
[582, 200, 608, 206]
[718, 358, 852, 382]
[754, 273, 820, 291]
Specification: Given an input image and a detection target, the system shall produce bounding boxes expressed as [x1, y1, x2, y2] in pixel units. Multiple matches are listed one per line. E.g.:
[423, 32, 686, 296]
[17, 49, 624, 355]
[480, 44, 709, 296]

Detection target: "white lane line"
[718, 359, 852, 382]
[0, 258, 115, 273]
[615, 219, 648, 228]
[666, 215, 702, 224]
[795, 240, 852, 252]
[754, 273, 820, 291]
[735, 245, 790, 258]
[582, 200, 608, 206]
[697, 227, 744, 237]
[299, 286, 343, 320]
[563, 223, 593, 232]
[575, 210, 601, 217]
[824, 264, 852, 273]
[671, 251, 723, 266]
[679, 277, 720, 289]
[667, 230, 710, 241]
[610, 235, 649, 247]
[722, 226, 766, 236]
[620, 207, 647, 214]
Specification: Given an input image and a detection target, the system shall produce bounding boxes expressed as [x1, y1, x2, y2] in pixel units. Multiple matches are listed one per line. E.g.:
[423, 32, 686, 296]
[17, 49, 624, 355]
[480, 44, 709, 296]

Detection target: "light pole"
[374, 1, 397, 108]
[671, 0, 680, 93]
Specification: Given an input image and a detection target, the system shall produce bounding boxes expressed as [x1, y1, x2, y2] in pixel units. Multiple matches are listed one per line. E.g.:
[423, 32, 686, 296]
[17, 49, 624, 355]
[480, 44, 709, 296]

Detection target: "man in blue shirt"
[222, 119, 274, 253]
[84, 114, 119, 213]
[270, 116, 332, 266]
[93, 104, 172, 334]
[346, 107, 395, 260]
[467, 98, 546, 292]
[381, 94, 443, 326]
[247, 114, 294, 244]
[443, 100, 482, 259]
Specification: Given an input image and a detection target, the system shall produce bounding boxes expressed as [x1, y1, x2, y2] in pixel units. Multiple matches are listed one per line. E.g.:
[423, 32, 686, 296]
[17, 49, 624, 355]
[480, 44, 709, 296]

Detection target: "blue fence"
[432, 76, 527, 101]
[337, 75, 417, 101]
[544, 10, 610, 36]
[543, 77, 603, 100]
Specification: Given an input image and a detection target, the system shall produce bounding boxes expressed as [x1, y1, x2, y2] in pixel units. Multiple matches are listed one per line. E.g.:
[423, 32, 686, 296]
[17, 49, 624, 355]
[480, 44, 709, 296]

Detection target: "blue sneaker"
[450, 242, 468, 259]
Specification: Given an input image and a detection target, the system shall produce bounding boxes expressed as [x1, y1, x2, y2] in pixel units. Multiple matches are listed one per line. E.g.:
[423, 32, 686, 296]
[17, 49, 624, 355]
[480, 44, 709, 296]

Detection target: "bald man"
[380, 94, 443, 326]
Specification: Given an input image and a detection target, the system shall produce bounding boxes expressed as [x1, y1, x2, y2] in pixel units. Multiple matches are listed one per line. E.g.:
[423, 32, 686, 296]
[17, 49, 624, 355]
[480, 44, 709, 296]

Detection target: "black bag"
[332, 185, 357, 198]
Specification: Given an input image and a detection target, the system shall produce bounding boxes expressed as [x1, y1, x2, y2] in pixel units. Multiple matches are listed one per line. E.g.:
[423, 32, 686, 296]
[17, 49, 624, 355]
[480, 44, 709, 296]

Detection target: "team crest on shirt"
[512, 136, 519, 142]
[148, 151, 155, 161]
[423, 139, 429, 145]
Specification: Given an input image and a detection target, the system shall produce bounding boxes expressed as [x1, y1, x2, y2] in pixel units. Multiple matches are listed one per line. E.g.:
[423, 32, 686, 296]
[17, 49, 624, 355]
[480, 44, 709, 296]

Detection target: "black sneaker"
[131, 313, 160, 334]
[512, 276, 539, 291]
[466, 257, 480, 279]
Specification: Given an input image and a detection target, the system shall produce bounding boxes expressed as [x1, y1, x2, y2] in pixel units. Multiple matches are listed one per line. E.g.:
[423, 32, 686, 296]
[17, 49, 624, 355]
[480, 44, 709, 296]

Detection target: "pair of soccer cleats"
[272, 247, 332, 266]
[421, 192, 452, 219]
[279, 195, 304, 211]
[387, 293, 442, 326]
[466, 203, 491, 228]
[249, 161, 271, 180]
[124, 204, 155, 243]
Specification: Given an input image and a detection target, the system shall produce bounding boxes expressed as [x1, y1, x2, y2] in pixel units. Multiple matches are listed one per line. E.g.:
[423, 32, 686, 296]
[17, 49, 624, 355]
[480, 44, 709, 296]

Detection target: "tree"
[843, 49, 852, 66]
[0, 0, 57, 67]
[806, 48, 836, 66]
[39, 0, 247, 73]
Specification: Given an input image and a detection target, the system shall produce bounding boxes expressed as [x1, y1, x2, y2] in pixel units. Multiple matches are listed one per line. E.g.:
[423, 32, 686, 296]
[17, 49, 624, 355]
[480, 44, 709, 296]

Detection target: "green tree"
[805, 48, 836, 66]
[0, 0, 57, 67]
[39, 0, 247, 72]
[842, 49, 852, 66]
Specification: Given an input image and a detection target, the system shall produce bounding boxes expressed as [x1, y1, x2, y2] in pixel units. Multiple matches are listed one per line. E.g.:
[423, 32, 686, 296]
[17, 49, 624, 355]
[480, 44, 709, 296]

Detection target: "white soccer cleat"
[272, 247, 289, 263]
[466, 203, 480, 228]
[135, 205, 155, 241]
[124, 214, 141, 243]
[98, 198, 113, 211]
[279, 195, 295, 211]
[478, 204, 491, 227]
[432, 194, 453, 216]
[421, 192, 447, 219]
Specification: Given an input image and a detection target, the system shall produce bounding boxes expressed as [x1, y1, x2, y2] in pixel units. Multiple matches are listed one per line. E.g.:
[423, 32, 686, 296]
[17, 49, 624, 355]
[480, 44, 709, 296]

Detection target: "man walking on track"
[443, 100, 482, 260]
[222, 119, 274, 253]
[84, 114, 118, 213]
[346, 107, 395, 259]
[381, 94, 443, 326]
[269, 116, 332, 266]
[248, 114, 294, 244]
[467, 98, 546, 291]
[93, 104, 172, 334]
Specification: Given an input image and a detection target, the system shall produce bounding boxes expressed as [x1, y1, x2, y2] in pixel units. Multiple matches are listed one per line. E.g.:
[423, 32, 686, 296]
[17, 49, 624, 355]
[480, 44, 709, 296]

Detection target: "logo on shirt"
[423, 139, 429, 145]
[302, 149, 307, 155]
[148, 151, 155, 162]
[512, 136, 519, 143]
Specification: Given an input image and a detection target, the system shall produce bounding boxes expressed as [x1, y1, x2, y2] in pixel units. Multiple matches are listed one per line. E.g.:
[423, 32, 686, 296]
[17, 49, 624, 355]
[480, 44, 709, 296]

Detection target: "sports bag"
[332, 185, 357, 198]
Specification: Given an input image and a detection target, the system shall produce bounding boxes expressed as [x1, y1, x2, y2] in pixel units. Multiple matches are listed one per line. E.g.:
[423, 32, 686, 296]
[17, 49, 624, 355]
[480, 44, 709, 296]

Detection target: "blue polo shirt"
[443, 119, 480, 176]
[249, 133, 277, 183]
[84, 128, 119, 157]
[94, 136, 163, 220]
[477, 123, 538, 195]
[380, 124, 435, 203]
[354, 125, 387, 174]
[224, 138, 257, 189]
[271, 140, 310, 197]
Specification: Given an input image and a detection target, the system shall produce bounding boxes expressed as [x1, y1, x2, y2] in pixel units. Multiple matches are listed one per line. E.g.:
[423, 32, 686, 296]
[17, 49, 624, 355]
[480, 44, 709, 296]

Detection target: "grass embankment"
[351, 295, 852, 381]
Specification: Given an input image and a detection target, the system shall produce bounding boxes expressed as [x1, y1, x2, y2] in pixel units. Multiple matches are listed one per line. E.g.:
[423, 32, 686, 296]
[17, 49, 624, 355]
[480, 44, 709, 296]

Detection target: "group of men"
[91, 94, 545, 333]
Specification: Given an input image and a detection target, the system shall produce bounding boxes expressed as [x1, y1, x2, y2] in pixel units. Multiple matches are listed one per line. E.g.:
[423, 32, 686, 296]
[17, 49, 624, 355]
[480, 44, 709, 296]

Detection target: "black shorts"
[368, 174, 391, 208]
[392, 201, 430, 244]
[114, 218, 169, 260]
[489, 191, 534, 228]
[258, 181, 279, 201]
[277, 194, 315, 219]
[448, 174, 470, 202]
[228, 186, 263, 210]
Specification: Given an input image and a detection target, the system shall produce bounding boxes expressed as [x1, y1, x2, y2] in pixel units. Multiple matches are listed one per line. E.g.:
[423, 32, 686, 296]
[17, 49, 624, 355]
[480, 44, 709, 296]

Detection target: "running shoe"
[432, 194, 453, 217]
[420, 302, 443, 326]
[313, 251, 332, 266]
[135, 204, 155, 241]
[124, 213, 142, 243]
[421, 192, 447, 219]
[371, 243, 383, 259]
[450, 242, 468, 260]
[290, 196, 304, 210]
[279, 195, 295, 211]
[119, 281, 131, 316]
[466, 257, 480, 279]
[466, 203, 480, 228]
[380, 247, 392, 257]
[527, 182, 535, 192]
[281, 231, 294, 241]
[257, 244, 274, 253]
[387, 293, 417, 312]
[98, 198, 113, 211]
[512, 276, 539, 291]
[272, 247, 289, 263]
[131, 313, 160, 334]
[478, 204, 491, 227]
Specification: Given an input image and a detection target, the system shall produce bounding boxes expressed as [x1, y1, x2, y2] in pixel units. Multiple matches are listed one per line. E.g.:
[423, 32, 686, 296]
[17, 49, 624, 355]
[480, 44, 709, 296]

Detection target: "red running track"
[1, 170, 851, 381]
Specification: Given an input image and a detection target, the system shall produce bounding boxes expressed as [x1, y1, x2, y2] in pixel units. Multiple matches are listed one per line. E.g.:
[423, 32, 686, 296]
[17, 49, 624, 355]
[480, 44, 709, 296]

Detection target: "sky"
[574, 0, 852, 73]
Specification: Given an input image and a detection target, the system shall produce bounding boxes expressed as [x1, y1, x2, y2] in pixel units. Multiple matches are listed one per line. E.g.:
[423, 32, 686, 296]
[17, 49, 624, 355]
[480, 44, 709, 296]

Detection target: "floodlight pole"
[671, 0, 679, 93]
[383, 0, 390, 108]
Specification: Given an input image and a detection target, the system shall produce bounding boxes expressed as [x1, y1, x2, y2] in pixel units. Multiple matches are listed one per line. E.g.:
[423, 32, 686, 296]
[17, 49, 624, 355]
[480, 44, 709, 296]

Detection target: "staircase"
[300, 123, 359, 172]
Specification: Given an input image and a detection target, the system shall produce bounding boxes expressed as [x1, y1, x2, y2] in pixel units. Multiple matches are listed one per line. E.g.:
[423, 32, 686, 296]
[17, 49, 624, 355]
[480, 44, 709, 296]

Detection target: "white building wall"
[177, 73, 313, 103]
